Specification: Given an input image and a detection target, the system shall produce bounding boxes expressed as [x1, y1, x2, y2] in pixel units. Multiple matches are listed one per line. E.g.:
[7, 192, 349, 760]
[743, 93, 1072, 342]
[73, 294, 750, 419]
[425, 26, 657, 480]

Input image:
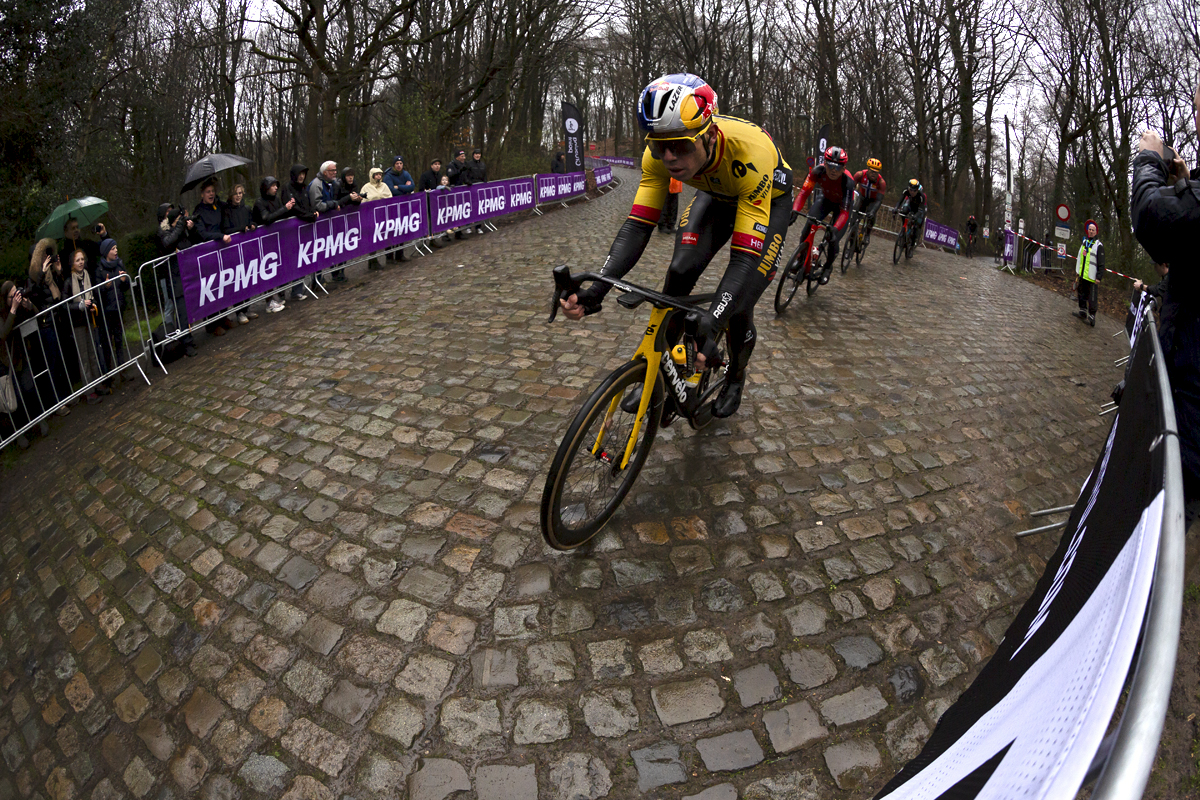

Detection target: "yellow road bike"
[540, 265, 725, 550]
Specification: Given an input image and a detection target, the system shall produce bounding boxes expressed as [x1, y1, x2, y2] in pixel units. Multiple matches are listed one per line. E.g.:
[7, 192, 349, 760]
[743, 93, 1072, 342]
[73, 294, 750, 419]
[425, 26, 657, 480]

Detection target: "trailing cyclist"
[852, 157, 887, 234]
[893, 179, 927, 249]
[965, 215, 978, 256]
[558, 73, 792, 419]
[791, 145, 854, 284]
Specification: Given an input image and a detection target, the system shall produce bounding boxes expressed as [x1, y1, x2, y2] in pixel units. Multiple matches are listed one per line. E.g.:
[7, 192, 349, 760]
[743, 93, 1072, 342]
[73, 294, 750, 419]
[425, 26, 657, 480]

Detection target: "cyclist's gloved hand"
[789, 209, 799, 227]
[571, 282, 609, 316]
[693, 311, 723, 366]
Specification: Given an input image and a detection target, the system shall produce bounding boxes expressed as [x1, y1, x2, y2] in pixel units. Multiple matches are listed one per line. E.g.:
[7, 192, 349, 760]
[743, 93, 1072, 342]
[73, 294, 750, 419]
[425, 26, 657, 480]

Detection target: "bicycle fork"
[591, 307, 670, 471]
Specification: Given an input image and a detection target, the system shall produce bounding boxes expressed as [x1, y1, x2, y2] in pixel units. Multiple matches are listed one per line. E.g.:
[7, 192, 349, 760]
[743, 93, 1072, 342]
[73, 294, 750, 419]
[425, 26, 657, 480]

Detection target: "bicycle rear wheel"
[905, 235, 916, 260]
[541, 360, 663, 550]
[774, 243, 806, 314]
[806, 246, 824, 295]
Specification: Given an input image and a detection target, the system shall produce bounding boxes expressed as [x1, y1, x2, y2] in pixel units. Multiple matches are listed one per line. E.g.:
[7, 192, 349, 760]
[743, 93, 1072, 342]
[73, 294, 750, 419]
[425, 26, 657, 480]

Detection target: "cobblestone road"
[0, 174, 1129, 800]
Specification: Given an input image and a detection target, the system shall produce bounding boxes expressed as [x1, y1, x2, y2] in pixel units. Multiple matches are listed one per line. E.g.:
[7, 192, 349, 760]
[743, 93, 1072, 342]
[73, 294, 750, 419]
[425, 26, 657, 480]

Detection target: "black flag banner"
[816, 122, 831, 160]
[562, 102, 584, 172]
[876, 306, 1182, 799]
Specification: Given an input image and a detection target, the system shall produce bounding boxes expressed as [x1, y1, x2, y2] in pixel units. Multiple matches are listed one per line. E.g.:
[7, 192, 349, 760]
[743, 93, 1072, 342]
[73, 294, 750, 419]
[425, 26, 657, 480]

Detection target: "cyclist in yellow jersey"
[560, 73, 792, 417]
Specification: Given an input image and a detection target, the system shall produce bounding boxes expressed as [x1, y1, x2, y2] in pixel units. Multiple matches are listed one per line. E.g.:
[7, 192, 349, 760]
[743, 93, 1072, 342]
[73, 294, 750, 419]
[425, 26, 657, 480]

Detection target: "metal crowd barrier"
[2, 272, 151, 450]
[1090, 314, 1185, 799]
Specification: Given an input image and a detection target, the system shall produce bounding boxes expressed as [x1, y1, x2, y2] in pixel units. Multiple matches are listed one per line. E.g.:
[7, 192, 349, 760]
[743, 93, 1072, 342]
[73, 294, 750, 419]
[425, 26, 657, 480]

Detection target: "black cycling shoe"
[713, 373, 746, 418]
[818, 265, 833, 285]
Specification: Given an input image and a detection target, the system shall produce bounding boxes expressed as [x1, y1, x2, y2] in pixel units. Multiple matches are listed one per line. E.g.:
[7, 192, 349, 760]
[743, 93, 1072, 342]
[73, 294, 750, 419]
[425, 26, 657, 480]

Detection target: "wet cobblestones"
[0, 175, 1126, 798]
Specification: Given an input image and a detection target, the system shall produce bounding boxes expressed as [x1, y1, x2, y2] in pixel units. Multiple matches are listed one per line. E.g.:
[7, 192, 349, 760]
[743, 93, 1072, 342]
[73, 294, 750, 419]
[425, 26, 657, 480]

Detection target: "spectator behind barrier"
[252, 177, 297, 313]
[66, 248, 105, 403]
[383, 156, 414, 196]
[1130, 82, 1200, 517]
[419, 159, 442, 192]
[465, 148, 487, 235]
[155, 203, 198, 356]
[310, 161, 356, 283]
[1, 280, 48, 448]
[193, 181, 231, 245]
[447, 150, 468, 187]
[331, 167, 363, 282]
[362, 167, 398, 269]
[95, 238, 135, 382]
[26, 239, 73, 414]
[223, 184, 255, 234]
[60, 218, 101, 275]
[282, 164, 318, 301]
[363, 168, 391, 202]
[551, 151, 566, 174]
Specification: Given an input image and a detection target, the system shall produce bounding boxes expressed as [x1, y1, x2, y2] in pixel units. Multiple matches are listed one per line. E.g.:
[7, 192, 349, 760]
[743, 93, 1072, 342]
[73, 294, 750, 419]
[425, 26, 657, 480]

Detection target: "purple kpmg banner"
[595, 166, 613, 188]
[923, 218, 959, 249]
[428, 177, 538, 233]
[601, 156, 638, 168]
[536, 172, 586, 205]
[178, 194, 427, 321]
[1003, 229, 1016, 263]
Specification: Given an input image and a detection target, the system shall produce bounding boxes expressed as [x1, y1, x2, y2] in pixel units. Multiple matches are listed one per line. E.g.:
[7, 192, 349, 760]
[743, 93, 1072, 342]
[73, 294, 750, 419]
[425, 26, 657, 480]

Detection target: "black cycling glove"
[572, 282, 609, 315]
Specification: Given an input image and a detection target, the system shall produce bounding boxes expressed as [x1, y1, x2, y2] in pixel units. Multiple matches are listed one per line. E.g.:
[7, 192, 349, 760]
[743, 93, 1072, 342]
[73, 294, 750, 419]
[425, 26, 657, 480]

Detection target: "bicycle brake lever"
[548, 289, 562, 324]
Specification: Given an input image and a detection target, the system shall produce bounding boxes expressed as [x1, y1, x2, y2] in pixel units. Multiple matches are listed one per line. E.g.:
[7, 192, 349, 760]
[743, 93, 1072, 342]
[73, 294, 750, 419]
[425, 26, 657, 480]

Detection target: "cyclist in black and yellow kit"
[559, 73, 792, 418]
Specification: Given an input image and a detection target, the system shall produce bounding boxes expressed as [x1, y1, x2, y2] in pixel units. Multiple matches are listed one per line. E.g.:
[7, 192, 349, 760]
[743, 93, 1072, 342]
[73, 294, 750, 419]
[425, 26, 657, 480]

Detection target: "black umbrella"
[181, 153, 253, 194]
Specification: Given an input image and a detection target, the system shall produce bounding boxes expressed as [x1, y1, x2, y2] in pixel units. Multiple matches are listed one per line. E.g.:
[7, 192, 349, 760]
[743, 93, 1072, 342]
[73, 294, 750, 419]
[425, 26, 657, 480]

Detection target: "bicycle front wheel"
[775, 243, 806, 314]
[840, 235, 853, 274]
[905, 235, 916, 260]
[541, 360, 663, 550]
[892, 231, 903, 264]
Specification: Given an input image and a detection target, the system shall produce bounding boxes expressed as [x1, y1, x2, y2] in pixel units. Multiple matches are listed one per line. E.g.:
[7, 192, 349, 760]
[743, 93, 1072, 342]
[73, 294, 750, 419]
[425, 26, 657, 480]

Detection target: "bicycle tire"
[806, 251, 823, 296]
[857, 228, 870, 265]
[905, 235, 915, 260]
[688, 368, 719, 430]
[774, 242, 806, 314]
[540, 360, 662, 550]
[892, 232, 902, 264]
[840, 235, 853, 274]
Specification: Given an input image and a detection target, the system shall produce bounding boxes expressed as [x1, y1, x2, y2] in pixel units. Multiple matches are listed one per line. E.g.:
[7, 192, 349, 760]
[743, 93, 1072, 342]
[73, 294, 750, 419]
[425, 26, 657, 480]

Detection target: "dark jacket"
[383, 167, 414, 196]
[253, 177, 294, 226]
[157, 211, 191, 257]
[308, 173, 343, 214]
[551, 152, 567, 174]
[419, 169, 442, 192]
[280, 164, 317, 222]
[1131, 147, 1200, 496]
[465, 156, 487, 185]
[446, 159, 468, 187]
[192, 199, 226, 242]
[222, 199, 253, 234]
[26, 238, 67, 313]
[336, 168, 363, 205]
[95, 254, 127, 312]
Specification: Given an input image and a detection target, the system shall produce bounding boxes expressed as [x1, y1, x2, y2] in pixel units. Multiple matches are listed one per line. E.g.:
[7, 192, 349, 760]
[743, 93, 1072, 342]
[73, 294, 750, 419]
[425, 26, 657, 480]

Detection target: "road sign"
[1054, 224, 1070, 240]
[983, 227, 990, 239]
[1004, 192, 1013, 229]
[1057, 243, 1067, 258]
[1018, 218, 1025, 235]
[1056, 204, 1071, 222]
[806, 156, 816, 170]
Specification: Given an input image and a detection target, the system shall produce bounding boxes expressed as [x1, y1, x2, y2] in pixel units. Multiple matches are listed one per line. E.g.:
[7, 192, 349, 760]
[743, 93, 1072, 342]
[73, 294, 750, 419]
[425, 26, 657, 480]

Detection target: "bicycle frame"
[548, 265, 712, 471]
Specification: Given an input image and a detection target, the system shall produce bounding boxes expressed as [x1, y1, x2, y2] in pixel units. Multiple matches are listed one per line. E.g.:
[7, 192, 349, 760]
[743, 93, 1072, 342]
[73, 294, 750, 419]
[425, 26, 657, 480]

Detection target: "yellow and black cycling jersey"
[629, 115, 792, 256]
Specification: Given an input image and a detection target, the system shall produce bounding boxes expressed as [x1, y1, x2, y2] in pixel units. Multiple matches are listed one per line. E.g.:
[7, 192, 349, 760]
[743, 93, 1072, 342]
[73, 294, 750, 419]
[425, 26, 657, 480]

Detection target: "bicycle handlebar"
[548, 264, 712, 324]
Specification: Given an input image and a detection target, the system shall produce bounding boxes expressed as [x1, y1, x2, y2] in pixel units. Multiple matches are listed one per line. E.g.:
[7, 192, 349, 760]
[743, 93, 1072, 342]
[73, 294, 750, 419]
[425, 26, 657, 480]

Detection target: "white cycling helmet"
[638, 74, 719, 141]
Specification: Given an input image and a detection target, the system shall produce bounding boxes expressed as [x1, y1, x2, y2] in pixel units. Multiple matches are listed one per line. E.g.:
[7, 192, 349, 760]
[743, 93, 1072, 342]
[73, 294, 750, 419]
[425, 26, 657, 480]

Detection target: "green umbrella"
[36, 196, 109, 241]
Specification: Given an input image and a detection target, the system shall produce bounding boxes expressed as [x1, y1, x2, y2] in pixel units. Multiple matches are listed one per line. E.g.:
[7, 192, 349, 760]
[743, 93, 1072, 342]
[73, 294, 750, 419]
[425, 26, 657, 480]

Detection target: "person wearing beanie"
[463, 148, 489, 234]
[446, 149, 469, 187]
[419, 158, 443, 192]
[1073, 219, 1104, 327]
[383, 156, 414, 196]
[95, 237, 134, 383]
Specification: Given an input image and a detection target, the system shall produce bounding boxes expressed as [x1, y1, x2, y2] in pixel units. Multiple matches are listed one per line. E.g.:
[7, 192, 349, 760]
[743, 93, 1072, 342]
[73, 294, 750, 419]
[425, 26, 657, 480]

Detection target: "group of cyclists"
[558, 72, 929, 419]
